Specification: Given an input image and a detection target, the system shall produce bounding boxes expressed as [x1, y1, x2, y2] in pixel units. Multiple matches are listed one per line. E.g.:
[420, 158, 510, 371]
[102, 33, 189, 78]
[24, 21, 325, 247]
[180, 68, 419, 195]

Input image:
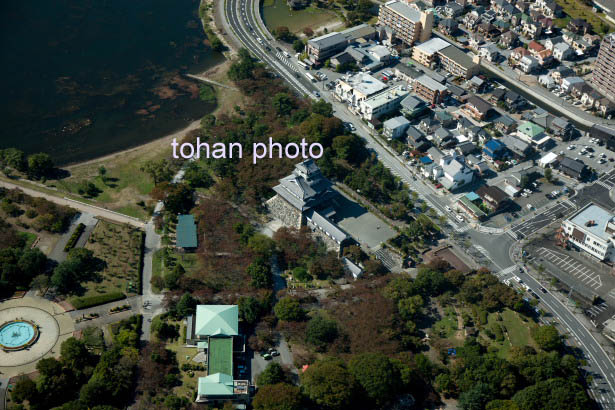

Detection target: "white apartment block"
[562, 203, 615, 261]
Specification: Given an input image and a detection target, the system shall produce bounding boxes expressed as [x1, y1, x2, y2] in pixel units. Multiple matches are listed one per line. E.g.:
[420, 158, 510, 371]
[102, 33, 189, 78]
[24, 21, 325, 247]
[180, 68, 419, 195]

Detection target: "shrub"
[71, 292, 126, 309]
[64, 223, 85, 252]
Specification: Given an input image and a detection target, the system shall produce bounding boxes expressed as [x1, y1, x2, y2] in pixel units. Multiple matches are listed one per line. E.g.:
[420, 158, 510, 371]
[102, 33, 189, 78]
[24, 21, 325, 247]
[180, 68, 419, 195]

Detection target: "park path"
[0, 180, 145, 228]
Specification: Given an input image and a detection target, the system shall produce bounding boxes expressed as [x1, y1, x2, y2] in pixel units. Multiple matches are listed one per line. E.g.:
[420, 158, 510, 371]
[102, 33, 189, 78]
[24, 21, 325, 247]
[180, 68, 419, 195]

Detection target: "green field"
[433, 307, 458, 339]
[487, 308, 537, 358]
[208, 336, 233, 376]
[263, 0, 340, 34]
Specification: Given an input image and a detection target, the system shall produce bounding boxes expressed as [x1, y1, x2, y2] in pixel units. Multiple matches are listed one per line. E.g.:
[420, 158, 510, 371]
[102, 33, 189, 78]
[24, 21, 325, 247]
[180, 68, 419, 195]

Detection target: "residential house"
[598, 98, 615, 119]
[549, 116, 574, 139]
[420, 116, 441, 134]
[439, 18, 459, 35]
[568, 18, 591, 35]
[536, 49, 554, 66]
[558, 156, 589, 180]
[435, 109, 456, 127]
[511, 46, 531, 62]
[383, 116, 411, 139]
[479, 43, 501, 62]
[489, 87, 507, 104]
[504, 90, 526, 111]
[483, 139, 507, 160]
[400, 94, 429, 118]
[570, 82, 593, 100]
[434, 127, 455, 147]
[581, 90, 604, 109]
[435, 152, 475, 190]
[561, 76, 584, 93]
[464, 95, 494, 120]
[500, 134, 533, 158]
[517, 121, 546, 142]
[528, 40, 546, 55]
[394, 64, 423, 83]
[466, 154, 490, 174]
[522, 19, 542, 39]
[499, 31, 519, 48]
[553, 42, 574, 61]
[468, 76, 487, 93]
[468, 125, 490, 143]
[444, 2, 464, 17]
[545, 36, 564, 50]
[519, 55, 539, 73]
[551, 65, 575, 84]
[407, 126, 430, 151]
[456, 140, 477, 155]
[539, 74, 555, 88]
[478, 22, 500, 39]
[476, 185, 509, 212]
[494, 114, 517, 133]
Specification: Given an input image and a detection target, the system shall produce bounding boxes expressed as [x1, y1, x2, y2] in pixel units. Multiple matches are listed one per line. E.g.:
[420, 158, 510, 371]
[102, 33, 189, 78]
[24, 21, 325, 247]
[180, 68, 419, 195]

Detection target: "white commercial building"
[359, 85, 409, 121]
[562, 203, 615, 261]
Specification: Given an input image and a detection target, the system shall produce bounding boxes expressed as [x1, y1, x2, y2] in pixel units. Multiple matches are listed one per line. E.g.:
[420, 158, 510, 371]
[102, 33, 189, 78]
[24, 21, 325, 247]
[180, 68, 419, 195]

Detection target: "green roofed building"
[186, 305, 249, 405]
[176, 214, 197, 250]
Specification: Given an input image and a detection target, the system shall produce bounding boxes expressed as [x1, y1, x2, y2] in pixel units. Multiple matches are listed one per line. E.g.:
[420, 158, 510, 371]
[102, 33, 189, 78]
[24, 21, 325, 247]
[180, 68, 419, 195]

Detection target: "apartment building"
[412, 37, 479, 79]
[378, 0, 433, 46]
[360, 85, 410, 121]
[562, 203, 615, 261]
[592, 33, 615, 102]
[413, 74, 449, 104]
[306, 24, 377, 65]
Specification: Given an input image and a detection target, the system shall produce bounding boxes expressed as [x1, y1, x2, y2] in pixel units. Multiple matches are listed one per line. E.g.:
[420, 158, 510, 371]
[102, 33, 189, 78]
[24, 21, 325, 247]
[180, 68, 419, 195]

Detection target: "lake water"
[0, 0, 224, 165]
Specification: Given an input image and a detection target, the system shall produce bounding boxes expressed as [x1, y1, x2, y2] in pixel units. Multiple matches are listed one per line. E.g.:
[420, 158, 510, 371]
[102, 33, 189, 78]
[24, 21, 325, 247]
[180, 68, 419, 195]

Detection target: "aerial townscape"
[4, 0, 615, 409]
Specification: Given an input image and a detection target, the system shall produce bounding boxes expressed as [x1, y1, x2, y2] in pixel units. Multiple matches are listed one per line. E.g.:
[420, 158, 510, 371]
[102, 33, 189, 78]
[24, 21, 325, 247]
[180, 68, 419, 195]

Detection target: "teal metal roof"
[176, 214, 197, 248]
[198, 373, 234, 396]
[195, 305, 239, 337]
[465, 192, 480, 202]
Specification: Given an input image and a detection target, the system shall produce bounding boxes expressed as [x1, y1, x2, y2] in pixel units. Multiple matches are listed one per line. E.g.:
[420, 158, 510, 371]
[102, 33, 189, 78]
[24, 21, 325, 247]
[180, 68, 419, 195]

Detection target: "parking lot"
[332, 188, 397, 249]
[552, 134, 615, 177]
[509, 199, 576, 239]
[535, 247, 603, 290]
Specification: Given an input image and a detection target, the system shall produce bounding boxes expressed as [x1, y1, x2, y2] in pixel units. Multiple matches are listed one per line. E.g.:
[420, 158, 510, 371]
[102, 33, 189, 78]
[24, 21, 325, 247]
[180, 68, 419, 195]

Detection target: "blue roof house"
[483, 139, 506, 161]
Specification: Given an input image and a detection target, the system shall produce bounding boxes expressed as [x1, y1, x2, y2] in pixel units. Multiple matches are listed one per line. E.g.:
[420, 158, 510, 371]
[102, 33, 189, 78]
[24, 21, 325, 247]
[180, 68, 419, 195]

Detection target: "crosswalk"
[596, 180, 614, 190]
[507, 230, 519, 240]
[587, 302, 609, 319]
[606, 288, 615, 301]
[275, 53, 298, 72]
[496, 265, 518, 278]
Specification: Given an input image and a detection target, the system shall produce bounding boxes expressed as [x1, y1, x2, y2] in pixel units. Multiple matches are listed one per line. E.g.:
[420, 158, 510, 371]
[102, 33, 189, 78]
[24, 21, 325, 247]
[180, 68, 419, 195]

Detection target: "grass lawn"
[71, 220, 143, 304]
[44, 127, 182, 220]
[152, 249, 201, 292]
[433, 307, 459, 339]
[165, 322, 207, 401]
[263, 0, 341, 34]
[487, 308, 538, 358]
[556, 0, 614, 35]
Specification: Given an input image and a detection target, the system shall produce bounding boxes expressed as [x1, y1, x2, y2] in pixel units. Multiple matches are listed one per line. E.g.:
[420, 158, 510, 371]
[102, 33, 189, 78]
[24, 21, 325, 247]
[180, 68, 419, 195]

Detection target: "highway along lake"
[0, 0, 224, 165]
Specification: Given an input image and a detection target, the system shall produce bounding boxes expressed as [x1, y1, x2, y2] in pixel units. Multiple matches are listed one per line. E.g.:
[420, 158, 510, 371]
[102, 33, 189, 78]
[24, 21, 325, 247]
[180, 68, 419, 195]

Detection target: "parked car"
[455, 214, 464, 222]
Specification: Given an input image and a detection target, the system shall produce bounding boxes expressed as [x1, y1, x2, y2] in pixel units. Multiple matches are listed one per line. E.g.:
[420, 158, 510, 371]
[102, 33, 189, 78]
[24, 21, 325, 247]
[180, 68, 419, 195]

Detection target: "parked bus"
[297, 60, 309, 70]
[305, 72, 316, 82]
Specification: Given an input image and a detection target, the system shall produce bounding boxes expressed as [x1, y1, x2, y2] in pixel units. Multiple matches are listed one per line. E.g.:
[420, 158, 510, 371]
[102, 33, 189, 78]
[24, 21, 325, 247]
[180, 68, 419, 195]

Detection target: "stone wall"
[266, 195, 302, 229]
[306, 221, 342, 254]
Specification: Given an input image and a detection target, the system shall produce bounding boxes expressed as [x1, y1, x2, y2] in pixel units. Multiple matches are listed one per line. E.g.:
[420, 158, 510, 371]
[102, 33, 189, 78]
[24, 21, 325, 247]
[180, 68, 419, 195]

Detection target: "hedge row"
[64, 223, 85, 252]
[71, 292, 126, 310]
[137, 231, 145, 295]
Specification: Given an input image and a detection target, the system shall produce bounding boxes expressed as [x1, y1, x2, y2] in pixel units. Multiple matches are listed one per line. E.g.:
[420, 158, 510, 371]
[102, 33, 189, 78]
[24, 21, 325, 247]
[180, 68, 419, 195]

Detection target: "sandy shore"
[64, 119, 202, 171]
